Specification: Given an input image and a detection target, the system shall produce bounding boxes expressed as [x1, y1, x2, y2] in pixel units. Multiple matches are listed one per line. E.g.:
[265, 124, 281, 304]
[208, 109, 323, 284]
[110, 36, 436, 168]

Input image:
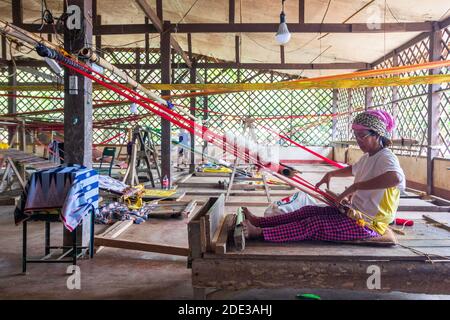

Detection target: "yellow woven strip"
[1, 74, 449, 93]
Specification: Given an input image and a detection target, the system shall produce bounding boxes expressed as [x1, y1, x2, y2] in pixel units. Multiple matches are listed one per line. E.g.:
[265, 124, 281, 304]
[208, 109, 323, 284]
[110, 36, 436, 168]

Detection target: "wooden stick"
[423, 215, 450, 232]
[214, 214, 236, 254]
[94, 237, 189, 256]
[181, 200, 197, 218]
[95, 220, 133, 254]
[233, 207, 245, 251]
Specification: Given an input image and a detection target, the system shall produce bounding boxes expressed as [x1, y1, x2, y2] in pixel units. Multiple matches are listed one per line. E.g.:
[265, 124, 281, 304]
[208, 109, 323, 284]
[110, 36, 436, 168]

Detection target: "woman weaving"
[243, 110, 406, 242]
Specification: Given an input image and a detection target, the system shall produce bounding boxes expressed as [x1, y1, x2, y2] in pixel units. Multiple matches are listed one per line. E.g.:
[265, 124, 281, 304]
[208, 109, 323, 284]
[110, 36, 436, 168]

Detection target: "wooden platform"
[181, 169, 450, 299]
[0, 149, 58, 170]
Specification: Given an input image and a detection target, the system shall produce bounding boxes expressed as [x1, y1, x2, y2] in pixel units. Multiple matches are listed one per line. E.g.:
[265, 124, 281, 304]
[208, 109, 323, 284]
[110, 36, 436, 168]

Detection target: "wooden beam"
[331, 89, 338, 141]
[235, 35, 240, 64]
[6, 37, 16, 144]
[9, 0, 21, 142]
[392, 50, 399, 138]
[365, 87, 372, 111]
[63, 0, 94, 253]
[20, 22, 435, 35]
[438, 14, 450, 30]
[64, 0, 93, 166]
[423, 214, 450, 232]
[172, 22, 433, 33]
[299, 0, 305, 24]
[135, 0, 192, 68]
[144, 17, 150, 64]
[1, 35, 7, 59]
[94, 237, 189, 256]
[189, 60, 196, 174]
[156, 0, 163, 20]
[12, 0, 23, 25]
[192, 258, 450, 294]
[161, 20, 172, 186]
[233, 207, 245, 251]
[371, 32, 429, 66]
[187, 33, 193, 59]
[95, 220, 133, 254]
[214, 214, 235, 254]
[5, 58, 369, 70]
[280, 45, 285, 64]
[135, 47, 141, 82]
[95, 15, 102, 58]
[111, 62, 370, 70]
[229, 0, 235, 24]
[136, 0, 163, 31]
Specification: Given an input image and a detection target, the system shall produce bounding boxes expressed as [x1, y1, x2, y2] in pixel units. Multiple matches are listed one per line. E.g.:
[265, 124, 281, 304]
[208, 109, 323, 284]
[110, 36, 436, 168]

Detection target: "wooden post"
[63, 0, 94, 251]
[427, 22, 442, 195]
[3, 35, 17, 145]
[64, 0, 93, 166]
[365, 87, 372, 111]
[392, 50, 399, 138]
[332, 89, 338, 142]
[189, 64, 196, 174]
[95, 15, 102, 58]
[229, 0, 235, 24]
[202, 68, 208, 162]
[161, 21, 172, 186]
[12, 0, 23, 25]
[347, 88, 353, 139]
[299, 0, 305, 24]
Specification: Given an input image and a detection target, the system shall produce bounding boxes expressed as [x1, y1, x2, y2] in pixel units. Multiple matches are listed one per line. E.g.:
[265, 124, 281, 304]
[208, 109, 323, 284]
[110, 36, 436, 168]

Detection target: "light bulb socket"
[280, 12, 286, 23]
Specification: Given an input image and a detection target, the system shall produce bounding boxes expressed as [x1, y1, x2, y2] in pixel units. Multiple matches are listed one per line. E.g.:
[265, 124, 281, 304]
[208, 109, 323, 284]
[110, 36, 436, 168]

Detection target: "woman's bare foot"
[242, 220, 263, 239]
[242, 207, 260, 226]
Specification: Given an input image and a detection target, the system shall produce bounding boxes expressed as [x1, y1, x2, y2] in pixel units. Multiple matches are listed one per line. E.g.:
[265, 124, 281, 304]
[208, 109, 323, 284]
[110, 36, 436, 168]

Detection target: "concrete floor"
[1, 165, 449, 300]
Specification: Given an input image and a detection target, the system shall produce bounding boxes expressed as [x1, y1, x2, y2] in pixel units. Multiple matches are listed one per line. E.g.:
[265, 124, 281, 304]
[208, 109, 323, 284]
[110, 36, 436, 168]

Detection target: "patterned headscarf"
[352, 110, 395, 138]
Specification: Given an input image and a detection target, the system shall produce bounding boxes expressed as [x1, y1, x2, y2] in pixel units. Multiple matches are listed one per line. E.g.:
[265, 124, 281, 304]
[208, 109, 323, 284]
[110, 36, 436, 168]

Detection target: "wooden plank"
[176, 173, 193, 184]
[233, 207, 245, 251]
[398, 239, 450, 247]
[188, 220, 202, 259]
[7, 157, 26, 190]
[398, 205, 450, 212]
[181, 183, 292, 191]
[194, 172, 231, 177]
[199, 216, 208, 253]
[181, 200, 197, 218]
[95, 220, 133, 254]
[214, 214, 236, 254]
[191, 258, 450, 294]
[94, 236, 189, 256]
[395, 220, 450, 240]
[423, 214, 450, 232]
[213, 238, 450, 261]
[97, 220, 133, 238]
[207, 194, 225, 251]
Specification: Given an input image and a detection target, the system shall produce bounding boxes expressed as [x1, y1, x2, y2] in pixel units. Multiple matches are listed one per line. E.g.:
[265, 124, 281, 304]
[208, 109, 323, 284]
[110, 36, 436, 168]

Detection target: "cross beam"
[17, 22, 434, 35]
[135, 0, 192, 68]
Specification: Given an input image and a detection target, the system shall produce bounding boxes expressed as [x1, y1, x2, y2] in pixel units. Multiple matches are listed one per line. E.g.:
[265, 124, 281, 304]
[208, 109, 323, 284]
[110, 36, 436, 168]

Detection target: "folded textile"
[98, 175, 129, 194]
[95, 201, 158, 225]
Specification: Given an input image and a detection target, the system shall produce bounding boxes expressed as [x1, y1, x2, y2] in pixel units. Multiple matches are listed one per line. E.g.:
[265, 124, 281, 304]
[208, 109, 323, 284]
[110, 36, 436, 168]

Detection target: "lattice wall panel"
[438, 27, 450, 157]
[335, 89, 351, 141]
[0, 68, 7, 142]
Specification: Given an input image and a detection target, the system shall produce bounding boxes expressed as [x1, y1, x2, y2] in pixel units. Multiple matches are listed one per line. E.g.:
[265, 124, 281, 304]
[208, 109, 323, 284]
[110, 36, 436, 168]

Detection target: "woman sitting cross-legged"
[242, 110, 406, 242]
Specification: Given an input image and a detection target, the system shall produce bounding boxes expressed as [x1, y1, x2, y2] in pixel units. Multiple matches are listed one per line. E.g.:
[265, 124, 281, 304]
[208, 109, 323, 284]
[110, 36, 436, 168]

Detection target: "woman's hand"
[336, 183, 359, 205]
[315, 172, 332, 189]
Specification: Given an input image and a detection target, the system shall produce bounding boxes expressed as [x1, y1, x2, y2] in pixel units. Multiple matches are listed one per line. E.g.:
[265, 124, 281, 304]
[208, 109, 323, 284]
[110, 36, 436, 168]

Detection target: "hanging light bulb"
[275, 0, 291, 45]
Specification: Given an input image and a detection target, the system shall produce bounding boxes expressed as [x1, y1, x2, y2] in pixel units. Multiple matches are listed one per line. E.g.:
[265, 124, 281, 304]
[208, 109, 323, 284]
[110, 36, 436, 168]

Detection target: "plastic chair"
[98, 147, 116, 177]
